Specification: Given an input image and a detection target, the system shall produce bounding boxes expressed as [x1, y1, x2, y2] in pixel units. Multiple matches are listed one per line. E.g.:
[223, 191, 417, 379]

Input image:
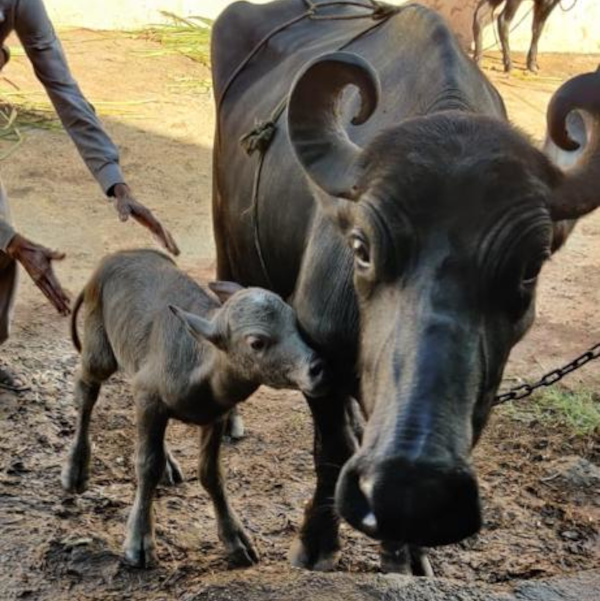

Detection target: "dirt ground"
[0, 30, 598, 601]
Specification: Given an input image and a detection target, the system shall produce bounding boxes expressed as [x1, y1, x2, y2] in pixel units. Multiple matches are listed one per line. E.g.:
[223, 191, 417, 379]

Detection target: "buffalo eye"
[349, 230, 371, 270]
[520, 252, 550, 290]
[246, 335, 270, 352]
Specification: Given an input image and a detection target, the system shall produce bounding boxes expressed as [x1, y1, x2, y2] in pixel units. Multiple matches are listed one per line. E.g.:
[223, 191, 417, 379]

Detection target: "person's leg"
[0, 182, 24, 392]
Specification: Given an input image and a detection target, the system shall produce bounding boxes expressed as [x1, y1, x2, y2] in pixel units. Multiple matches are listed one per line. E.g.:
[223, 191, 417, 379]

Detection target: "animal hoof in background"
[380, 543, 433, 576]
[289, 538, 339, 572]
[60, 460, 89, 494]
[162, 453, 184, 486]
[380, 542, 412, 575]
[225, 530, 260, 568]
[225, 412, 245, 441]
[124, 534, 157, 568]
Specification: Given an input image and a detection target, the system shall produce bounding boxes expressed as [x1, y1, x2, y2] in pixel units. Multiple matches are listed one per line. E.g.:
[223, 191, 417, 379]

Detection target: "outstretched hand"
[6, 234, 71, 315]
[113, 184, 180, 256]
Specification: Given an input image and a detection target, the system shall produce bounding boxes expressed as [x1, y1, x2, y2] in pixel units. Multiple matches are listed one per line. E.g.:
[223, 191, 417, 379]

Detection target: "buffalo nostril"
[309, 357, 325, 379]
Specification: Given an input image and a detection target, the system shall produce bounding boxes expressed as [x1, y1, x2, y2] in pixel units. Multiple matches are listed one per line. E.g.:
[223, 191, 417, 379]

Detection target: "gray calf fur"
[61, 249, 326, 568]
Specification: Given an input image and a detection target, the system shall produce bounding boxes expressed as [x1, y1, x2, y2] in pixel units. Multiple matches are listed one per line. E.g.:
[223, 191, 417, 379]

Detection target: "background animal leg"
[498, 0, 521, 72]
[162, 445, 184, 486]
[290, 394, 357, 571]
[380, 542, 433, 576]
[199, 419, 259, 567]
[472, 0, 490, 64]
[527, 2, 557, 72]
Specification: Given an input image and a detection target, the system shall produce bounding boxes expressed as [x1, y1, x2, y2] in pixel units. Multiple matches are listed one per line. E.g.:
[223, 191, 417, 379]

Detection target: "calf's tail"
[70, 292, 85, 353]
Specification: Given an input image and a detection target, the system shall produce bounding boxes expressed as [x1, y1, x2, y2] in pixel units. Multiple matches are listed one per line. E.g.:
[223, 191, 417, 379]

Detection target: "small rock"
[544, 456, 600, 488]
[560, 530, 580, 541]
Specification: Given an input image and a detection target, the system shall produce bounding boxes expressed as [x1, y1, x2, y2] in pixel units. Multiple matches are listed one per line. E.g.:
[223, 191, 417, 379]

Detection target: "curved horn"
[546, 69, 600, 221]
[288, 51, 380, 199]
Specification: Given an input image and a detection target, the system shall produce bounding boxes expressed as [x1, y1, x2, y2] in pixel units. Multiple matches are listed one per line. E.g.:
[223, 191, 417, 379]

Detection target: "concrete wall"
[45, 0, 599, 54]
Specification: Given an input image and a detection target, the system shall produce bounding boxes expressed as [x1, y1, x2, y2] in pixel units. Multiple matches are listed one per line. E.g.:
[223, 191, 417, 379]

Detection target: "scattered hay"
[132, 11, 212, 66]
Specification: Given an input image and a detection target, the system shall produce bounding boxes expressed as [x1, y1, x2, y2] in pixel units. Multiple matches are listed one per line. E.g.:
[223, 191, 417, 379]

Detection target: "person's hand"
[112, 183, 180, 256]
[0, 46, 10, 71]
[6, 234, 71, 315]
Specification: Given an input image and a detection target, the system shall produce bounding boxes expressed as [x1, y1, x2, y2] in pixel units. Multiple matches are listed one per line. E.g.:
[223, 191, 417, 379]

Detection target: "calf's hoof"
[162, 453, 184, 486]
[289, 537, 339, 572]
[124, 533, 157, 568]
[61, 460, 89, 494]
[224, 529, 259, 568]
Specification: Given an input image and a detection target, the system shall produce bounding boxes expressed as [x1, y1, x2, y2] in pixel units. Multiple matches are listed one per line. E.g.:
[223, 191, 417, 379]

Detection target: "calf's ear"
[208, 281, 244, 304]
[169, 305, 224, 348]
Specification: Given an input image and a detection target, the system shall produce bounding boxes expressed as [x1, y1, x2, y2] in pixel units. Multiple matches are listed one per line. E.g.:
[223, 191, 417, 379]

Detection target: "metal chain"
[494, 343, 600, 406]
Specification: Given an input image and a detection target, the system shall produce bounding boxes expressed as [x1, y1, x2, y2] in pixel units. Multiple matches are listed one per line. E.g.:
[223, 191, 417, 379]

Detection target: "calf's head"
[171, 282, 327, 397]
[288, 53, 600, 546]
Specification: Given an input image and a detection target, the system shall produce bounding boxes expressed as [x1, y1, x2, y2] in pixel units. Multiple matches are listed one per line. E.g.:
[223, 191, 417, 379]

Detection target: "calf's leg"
[199, 418, 259, 567]
[62, 320, 117, 493]
[61, 374, 103, 493]
[124, 395, 168, 567]
[290, 394, 357, 571]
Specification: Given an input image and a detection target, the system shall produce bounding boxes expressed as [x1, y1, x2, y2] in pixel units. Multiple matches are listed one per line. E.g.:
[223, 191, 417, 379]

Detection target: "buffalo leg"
[527, 1, 557, 72]
[290, 394, 357, 571]
[124, 396, 168, 567]
[61, 374, 102, 493]
[199, 419, 259, 567]
[498, 0, 521, 72]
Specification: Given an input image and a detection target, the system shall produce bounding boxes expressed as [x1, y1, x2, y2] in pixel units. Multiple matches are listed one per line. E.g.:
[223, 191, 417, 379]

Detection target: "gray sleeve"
[0, 218, 16, 253]
[14, 0, 125, 195]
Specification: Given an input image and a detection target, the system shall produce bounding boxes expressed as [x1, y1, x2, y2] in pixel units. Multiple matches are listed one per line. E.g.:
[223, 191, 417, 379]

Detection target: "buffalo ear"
[169, 305, 224, 348]
[208, 281, 244, 304]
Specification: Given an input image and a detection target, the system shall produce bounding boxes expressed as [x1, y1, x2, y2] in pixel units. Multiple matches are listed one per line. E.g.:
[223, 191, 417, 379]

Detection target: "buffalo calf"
[61, 249, 326, 567]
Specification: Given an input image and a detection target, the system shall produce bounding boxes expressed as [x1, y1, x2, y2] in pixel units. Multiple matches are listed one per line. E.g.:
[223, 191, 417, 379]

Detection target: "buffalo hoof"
[380, 543, 434, 577]
[61, 458, 89, 494]
[123, 533, 157, 568]
[224, 529, 259, 568]
[162, 452, 184, 486]
[289, 538, 339, 572]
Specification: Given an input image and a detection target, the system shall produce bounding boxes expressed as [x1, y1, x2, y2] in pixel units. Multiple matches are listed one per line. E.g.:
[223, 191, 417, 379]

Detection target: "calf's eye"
[246, 335, 269, 352]
[350, 230, 371, 270]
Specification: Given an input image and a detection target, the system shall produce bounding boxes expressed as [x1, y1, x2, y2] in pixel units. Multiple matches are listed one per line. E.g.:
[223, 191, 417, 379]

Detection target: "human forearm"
[0, 218, 17, 253]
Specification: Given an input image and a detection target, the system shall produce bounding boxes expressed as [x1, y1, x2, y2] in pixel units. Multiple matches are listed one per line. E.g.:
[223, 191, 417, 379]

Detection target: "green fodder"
[132, 11, 212, 66]
[501, 387, 600, 437]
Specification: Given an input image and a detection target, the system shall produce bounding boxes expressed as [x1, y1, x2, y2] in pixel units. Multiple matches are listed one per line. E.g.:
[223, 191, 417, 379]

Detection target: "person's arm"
[12, 0, 179, 255]
[0, 218, 17, 253]
[1, 223, 70, 315]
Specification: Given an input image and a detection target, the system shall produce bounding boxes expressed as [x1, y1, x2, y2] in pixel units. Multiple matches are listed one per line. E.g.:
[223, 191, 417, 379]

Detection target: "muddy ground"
[0, 31, 598, 601]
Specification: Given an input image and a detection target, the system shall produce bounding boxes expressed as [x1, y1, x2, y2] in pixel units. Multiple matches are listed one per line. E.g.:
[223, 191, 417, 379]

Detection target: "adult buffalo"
[211, 0, 600, 574]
